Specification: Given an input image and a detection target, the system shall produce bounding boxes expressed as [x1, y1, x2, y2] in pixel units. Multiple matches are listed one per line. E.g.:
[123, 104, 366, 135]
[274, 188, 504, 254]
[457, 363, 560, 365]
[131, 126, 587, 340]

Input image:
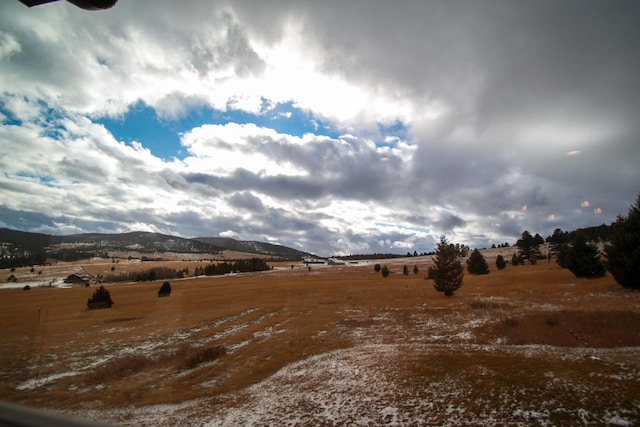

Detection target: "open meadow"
[1, 256, 639, 426]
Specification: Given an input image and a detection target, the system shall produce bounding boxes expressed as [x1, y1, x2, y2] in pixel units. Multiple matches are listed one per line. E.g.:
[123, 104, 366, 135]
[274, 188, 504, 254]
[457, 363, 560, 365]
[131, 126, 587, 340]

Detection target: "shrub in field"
[413, 265, 419, 274]
[606, 194, 640, 290]
[381, 266, 390, 277]
[427, 236, 464, 297]
[403, 265, 409, 275]
[466, 249, 489, 275]
[158, 281, 172, 297]
[374, 263, 381, 273]
[495, 254, 507, 270]
[87, 285, 113, 309]
[88, 355, 150, 383]
[180, 345, 227, 370]
[511, 252, 524, 266]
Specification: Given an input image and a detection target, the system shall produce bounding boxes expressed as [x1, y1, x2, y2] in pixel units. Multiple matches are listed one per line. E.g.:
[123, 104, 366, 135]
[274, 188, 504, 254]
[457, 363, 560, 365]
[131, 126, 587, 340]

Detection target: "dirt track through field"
[1, 260, 639, 425]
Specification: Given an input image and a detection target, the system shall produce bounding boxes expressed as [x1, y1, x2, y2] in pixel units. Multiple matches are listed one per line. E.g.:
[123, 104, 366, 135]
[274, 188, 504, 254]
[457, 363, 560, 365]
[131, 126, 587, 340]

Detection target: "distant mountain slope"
[0, 228, 51, 252]
[0, 228, 314, 267]
[195, 237, 315, 260]
[50, 231, 225, 254]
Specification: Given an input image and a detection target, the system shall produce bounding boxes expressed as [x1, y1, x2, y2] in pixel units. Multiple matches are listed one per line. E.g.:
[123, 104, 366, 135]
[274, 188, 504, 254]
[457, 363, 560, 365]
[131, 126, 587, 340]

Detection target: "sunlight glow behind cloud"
[1, 0, 639, 255]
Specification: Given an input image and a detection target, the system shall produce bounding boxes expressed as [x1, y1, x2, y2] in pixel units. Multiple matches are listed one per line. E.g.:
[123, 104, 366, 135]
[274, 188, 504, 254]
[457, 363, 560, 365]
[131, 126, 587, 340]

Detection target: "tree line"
[194, 258, 271, 276]
[421, 194, 640, 296]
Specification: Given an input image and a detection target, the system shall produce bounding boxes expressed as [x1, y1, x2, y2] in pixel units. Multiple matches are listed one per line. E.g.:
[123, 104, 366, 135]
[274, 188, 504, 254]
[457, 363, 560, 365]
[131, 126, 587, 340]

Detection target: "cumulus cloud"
[1, 0, 639, 255]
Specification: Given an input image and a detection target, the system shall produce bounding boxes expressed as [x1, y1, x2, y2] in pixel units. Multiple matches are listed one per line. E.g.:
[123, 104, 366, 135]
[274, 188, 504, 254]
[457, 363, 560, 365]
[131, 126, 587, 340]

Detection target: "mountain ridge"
[0, 228, 315, 268]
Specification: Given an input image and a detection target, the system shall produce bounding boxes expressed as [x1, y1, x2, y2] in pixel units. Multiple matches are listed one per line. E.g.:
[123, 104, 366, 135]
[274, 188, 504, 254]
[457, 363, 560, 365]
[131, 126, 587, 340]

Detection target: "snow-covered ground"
[68, 342, 639, 427]
[4, 261, 639, 426]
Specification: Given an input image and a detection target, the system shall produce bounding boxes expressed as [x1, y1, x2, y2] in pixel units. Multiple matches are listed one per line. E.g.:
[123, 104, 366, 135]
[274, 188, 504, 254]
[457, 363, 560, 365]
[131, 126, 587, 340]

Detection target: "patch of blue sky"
[95, 99, 341, 161]
[376, 120, 409, 147]
[0, 99, 22, 126]
[0, 96, 66, 140]
[15, 172, 56, 187]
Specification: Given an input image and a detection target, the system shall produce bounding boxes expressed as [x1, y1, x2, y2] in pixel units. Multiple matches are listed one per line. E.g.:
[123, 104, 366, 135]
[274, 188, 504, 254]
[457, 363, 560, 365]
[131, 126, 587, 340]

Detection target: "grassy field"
[1, 257, 639, 426]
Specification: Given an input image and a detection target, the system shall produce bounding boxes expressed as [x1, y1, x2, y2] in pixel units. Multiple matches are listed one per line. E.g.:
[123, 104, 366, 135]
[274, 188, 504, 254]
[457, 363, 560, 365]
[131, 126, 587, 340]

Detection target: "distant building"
[303, 258, 325, 264]
[64, 273, 91, 285]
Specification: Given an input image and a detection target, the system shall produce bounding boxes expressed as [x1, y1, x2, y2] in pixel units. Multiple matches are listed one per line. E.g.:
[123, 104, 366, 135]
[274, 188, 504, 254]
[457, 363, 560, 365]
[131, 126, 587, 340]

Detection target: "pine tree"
[87, 285, 113, 309]
[381, 265, 390, 277]
[605, 194, 640, 289]
[547, 228, 569, 259]
[511, 253, 520, 266]
[562, 237, 606, 278]
[403, 265, 409, 275]
[158, 281, 172, 297]
[516, 231, 542, 263]
[427, 236, 464, 297]
[466, 249, 489, 275]
[495, 254, 507, 270]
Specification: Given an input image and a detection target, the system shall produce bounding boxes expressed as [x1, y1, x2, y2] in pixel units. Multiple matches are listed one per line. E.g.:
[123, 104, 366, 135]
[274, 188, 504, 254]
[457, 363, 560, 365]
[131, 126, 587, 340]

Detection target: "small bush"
[381, 266, 390, 277]
[374, 263, 381, 273]
[87, 285, 113, 309]
[403, 265, 409, 275]
[88, 355, 150, 383]
[180, 345, 227, 370]
[495, 255, 507, 270]
[511, 253, 524, 266]
[158, 281, 172, 297]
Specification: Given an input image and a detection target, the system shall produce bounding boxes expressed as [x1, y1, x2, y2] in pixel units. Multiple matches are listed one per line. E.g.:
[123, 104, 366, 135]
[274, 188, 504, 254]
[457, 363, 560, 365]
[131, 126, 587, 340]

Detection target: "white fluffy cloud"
[1, 0, 639, 255]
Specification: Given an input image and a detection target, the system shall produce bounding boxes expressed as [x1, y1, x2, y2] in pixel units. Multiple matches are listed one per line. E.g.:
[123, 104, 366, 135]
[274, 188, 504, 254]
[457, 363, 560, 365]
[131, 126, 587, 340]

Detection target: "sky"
[1, 0, 639, 256]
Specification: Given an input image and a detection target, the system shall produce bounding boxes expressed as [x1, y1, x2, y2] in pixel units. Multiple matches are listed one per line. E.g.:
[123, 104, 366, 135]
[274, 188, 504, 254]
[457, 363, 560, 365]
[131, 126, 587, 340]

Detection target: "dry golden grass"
[0, 259, 639, 425]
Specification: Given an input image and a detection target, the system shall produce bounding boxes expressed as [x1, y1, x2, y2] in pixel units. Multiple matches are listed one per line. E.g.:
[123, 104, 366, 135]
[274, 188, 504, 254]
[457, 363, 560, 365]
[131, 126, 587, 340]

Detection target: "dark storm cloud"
[228, 192, 267, 213]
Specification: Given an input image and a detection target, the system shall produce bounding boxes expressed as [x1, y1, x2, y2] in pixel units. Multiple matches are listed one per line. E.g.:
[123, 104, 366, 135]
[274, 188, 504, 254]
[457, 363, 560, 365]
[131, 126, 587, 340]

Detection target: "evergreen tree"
[605, 194, 640, 289]
[158, 281, 172, 297]
[511, 252, 520, 266]
[546, 228, 569, 259]
[413, 265, 419, 274]
[427, 236, 464, 297]
[516, 231, 542, 263]
[466, 249, 489, 275]
[495, 254, 507, 270]
[374, 263, 381, 273]
[403, 265, 409, 275]
[87, 285, 113, 309]
[562, 237, 606, 278]
[381, 265, 390, 277]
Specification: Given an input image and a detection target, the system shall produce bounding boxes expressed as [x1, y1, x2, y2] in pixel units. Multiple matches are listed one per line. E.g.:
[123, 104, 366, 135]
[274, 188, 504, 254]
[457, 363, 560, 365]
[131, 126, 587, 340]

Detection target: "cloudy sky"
[1, 0, 638, 256]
